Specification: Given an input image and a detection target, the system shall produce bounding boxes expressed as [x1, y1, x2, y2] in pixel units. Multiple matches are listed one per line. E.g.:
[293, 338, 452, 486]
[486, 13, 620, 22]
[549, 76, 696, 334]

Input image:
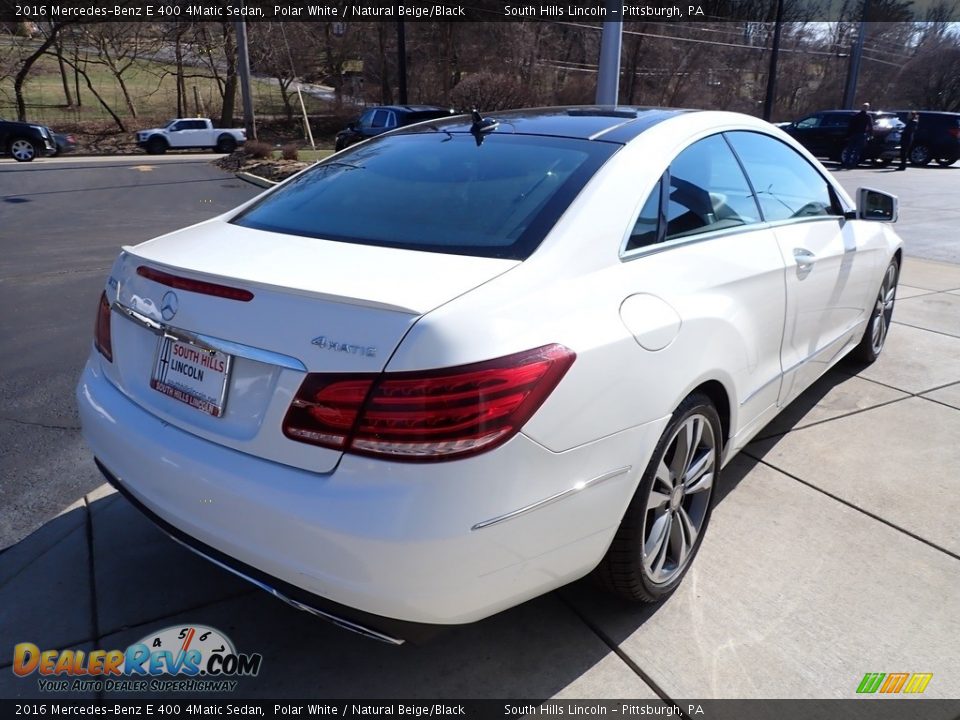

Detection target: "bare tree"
[13, 22, 69, 121]
[78, 22, 159, 118]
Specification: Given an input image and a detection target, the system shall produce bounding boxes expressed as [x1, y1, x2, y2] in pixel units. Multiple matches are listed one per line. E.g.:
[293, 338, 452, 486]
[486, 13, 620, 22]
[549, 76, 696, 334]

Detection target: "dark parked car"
[892, 111, 960, 167]
[334, 105, 457, 151]
[780, 110, 902, 166]
[50, 131, 77, 157]
[0, 118, 57, 162]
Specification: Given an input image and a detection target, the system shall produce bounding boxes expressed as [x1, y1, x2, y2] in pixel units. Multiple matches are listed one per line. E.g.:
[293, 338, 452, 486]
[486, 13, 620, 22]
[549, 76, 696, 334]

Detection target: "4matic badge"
[311, 335, 377, 358]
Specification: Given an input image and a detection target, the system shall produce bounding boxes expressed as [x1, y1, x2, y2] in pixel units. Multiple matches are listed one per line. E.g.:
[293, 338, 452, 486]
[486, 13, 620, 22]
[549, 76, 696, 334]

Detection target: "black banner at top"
[2, 0, 958, 23]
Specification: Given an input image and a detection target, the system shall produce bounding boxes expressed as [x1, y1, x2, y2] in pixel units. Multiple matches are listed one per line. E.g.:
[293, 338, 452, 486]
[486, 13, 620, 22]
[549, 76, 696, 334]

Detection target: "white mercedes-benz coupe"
[78, 107, 902, 643]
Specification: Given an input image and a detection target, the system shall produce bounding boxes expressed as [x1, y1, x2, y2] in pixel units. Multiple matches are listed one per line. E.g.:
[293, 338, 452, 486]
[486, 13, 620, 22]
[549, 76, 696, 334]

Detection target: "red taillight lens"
[949, 127, 960, 139]
[94, 291, 112, 362]
[282, 344, 575, 462]
[283, 376, 374, 449]
[136, 266, 254, 302]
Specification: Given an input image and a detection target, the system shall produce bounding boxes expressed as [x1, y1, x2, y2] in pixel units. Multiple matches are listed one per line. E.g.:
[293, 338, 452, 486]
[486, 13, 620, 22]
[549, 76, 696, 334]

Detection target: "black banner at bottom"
[3, 700, 960, 720]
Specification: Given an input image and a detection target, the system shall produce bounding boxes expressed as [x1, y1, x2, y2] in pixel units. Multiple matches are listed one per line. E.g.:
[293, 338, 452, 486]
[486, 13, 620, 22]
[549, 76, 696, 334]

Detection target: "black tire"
[334, 137, 347, 152]
[909, 144, 932, 166]
[215, 135, 237, 154]
[850, 258, 899, 364]
[936, 157, 957, 168]
[145, 136, 167, 155]
[595, 393, 721, 602]
[8, 137, 37, 162]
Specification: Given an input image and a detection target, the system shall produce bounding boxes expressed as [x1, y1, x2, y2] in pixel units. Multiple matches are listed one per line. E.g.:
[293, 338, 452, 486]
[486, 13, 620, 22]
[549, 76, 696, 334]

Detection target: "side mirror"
[857, 187, 898, 222]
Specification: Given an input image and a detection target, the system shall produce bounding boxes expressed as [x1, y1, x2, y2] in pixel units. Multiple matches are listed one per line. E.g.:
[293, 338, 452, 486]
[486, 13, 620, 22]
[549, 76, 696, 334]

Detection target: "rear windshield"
[231, 133, 616, 259]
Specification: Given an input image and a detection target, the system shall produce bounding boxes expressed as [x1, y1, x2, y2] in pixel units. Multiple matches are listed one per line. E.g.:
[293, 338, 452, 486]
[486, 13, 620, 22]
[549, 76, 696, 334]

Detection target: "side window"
[795, 115, 819, 129]
[626, 178, 662, 251]
[822, 113, 850, 128]
[665, 134, 761, 241]
[385, 112, 398, 129]
[371, 110, 390, 129]
[725, 131, 835, 222]
[187, 120, 206, 130]
[172, 121, 187, 131]
[358, 110, 376, 128]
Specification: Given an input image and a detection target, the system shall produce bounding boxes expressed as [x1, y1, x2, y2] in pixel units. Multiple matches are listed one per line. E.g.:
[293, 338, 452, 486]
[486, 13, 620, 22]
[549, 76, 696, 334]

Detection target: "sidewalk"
[3, 257, 959, 701]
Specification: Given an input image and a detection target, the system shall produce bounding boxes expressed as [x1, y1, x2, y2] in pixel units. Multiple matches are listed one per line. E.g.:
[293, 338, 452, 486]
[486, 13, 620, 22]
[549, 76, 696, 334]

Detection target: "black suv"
[0, 118, 57, 162]
[892, 111, 960, 167]
[335, 105, 457, 151]
[779, 110, 902, 166]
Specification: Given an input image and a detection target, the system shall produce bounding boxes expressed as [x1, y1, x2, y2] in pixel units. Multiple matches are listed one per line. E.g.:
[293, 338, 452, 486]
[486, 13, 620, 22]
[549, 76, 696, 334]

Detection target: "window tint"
[371, 110, 390, 129]
[185, 120, 206, 130]
[821, 113, 851, 128]
[358, 110, 375, 128]
[665, 134, 760, 241]
[795, 116, 819, 129]
[726, 131, 835, 222]
[626, 178, 661, 251]
[232, 133, 616, 260]
[384, 112, 397, 128]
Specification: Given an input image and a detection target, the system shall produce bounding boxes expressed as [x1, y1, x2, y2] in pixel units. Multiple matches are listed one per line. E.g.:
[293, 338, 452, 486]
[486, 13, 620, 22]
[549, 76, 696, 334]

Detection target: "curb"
[236, 171, 277, 188]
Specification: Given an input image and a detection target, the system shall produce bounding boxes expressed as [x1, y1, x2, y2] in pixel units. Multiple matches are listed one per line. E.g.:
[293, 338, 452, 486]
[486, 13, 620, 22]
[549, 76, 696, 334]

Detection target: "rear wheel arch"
[688, 379, 732, 452]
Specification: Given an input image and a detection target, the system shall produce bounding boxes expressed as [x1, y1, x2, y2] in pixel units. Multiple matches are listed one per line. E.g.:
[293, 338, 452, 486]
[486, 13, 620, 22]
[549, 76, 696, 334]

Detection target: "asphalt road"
[0, 155, 260, 549]
[0, 154, 957, 550]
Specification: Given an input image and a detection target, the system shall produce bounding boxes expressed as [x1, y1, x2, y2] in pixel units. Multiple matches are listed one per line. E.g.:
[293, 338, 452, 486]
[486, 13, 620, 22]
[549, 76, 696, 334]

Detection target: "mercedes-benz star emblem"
[160, 291, 179, 321]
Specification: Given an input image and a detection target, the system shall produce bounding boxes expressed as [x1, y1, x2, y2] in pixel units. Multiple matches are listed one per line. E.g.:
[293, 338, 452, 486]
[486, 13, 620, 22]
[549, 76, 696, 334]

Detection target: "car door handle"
[793, 248, 817, 269]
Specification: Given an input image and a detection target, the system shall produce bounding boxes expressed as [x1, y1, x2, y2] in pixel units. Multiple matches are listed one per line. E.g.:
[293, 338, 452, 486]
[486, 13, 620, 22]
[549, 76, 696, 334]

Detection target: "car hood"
[138, 127, 166, 135]
[2, 120, 44, 131]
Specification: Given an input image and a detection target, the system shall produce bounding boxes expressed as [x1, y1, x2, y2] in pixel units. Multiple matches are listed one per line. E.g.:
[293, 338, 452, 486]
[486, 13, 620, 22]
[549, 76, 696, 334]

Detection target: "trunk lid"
[103, 220, 518, 473]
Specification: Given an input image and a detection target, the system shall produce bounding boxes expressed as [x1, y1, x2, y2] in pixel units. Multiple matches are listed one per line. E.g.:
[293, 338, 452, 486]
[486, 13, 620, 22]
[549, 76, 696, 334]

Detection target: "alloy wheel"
[910, 145, 932, 165]
[642, 413, 716, 585]
[11, 139, 35, 161]
[870, 262, 898, 355]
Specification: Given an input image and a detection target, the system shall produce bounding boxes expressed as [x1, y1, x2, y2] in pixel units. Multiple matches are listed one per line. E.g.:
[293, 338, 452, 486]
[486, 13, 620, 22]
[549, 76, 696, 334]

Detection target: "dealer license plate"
[150, 333, 232, 417]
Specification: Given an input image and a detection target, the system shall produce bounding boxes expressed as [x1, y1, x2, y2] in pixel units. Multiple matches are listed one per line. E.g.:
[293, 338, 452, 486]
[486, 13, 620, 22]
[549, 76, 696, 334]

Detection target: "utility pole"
[842, 0, 870, 109]
[397, 21, 408, 105]
[235, 18, 257, 139]
[762, 0, 785, 121]
[595, 0, 622, 105]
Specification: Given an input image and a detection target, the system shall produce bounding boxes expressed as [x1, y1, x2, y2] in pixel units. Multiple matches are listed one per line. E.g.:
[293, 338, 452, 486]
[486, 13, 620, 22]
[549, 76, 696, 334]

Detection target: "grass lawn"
[291, 149, 333, 163]
[0, 50, 330, 127]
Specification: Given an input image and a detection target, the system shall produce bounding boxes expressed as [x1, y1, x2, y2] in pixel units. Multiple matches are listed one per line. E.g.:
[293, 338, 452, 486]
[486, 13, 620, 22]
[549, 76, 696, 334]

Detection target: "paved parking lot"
[1, 156, 959, 703]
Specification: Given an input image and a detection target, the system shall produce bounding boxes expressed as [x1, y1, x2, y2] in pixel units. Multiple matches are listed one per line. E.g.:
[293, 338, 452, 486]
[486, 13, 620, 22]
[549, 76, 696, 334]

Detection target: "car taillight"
[94, 291, 112, 362]
[283, 344, 575, 462]
[137, 266, 254, 302]
[950, 127, 960, 138]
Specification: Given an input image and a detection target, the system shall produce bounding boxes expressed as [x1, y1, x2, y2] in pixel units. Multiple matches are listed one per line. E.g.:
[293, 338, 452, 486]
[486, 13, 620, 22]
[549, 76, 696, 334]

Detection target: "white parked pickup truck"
[136, 118, 246, 154]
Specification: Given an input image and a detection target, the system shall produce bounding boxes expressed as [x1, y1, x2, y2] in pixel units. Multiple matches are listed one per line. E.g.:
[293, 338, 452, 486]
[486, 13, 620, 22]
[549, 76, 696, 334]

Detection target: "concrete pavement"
[2, 256, 959, 701]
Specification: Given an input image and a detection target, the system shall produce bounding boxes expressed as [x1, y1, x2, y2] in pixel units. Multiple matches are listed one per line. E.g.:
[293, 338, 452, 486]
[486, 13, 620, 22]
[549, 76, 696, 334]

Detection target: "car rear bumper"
[77, 354, 663, 628]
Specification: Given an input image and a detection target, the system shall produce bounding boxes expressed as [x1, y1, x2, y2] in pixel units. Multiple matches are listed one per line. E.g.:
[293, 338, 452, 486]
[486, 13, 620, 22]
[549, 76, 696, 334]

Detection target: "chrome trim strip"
[740, 373, 781, 407]
[619, 216, 844, 263]
[471, 466, 631, 531]
[191, 333, 307, 371]
[112, 301, 307, 371]
[112, 302, 162, 333]
[168, 535, 405, 646]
